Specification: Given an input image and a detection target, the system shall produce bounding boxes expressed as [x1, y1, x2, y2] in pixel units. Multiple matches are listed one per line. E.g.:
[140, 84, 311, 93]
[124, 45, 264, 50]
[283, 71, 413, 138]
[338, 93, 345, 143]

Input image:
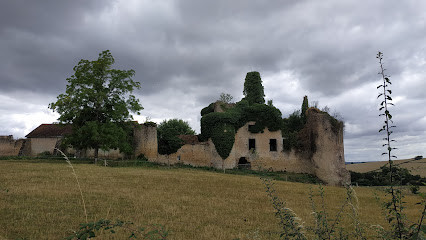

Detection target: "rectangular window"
[249, 139, 256, 150]
[270, 139, 277, 151]
[248, 124, 255, 132]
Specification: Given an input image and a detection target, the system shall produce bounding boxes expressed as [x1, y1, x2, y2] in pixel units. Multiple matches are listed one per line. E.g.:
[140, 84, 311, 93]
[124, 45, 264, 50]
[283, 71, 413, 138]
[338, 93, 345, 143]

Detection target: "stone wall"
[308, 110, 350, 185]
[73, 148, 124, 159]
[150, 110, 350, 186]
[29, 137, 60, 156]
[5, 113, 349, 185]
[229, 121, 284, 168]
[134, 125, 158, 159]
[0, 135, 25, 156]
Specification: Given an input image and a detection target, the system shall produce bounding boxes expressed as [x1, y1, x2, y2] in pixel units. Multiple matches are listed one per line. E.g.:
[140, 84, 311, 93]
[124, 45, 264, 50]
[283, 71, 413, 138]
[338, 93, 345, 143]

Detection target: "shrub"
[243, 71, 265, 105]
[157, 119, 195, 155]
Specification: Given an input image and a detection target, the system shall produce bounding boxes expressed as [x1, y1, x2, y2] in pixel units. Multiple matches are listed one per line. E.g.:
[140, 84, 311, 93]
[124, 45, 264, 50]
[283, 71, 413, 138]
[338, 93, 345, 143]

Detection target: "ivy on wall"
[200, 103, 215, 116]
[200, 72, 342, 159]
[243, 71, 265, 104]
[210, 123, 236, 159]
[282, 103, 343, 152]
[200, 99, 283, 159]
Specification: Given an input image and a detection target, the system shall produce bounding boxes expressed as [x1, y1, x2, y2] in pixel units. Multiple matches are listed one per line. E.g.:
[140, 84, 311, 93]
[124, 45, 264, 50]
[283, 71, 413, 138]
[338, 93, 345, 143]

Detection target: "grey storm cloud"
[0, 0, 425, 162]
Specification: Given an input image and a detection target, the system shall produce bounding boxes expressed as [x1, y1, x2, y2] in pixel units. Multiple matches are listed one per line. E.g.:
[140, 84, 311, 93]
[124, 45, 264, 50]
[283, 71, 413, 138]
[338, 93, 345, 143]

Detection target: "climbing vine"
[243, 71, 265, 104]
[200, 72, 342, 159]
[200, 99, 283, 159]
[200, 103, 215, 116]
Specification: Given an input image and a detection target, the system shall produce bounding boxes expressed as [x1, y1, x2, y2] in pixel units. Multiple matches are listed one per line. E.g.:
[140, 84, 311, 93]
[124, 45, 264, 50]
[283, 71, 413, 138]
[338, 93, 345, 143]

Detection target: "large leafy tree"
[49, 50, 143, 161]
[157, 119, 195, 155]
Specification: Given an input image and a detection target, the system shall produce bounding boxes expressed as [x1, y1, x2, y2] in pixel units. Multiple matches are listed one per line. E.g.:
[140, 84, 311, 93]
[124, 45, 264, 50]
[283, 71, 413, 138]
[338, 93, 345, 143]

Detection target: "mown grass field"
[0, 160, 424, 239]
[347, 158, 426, 177]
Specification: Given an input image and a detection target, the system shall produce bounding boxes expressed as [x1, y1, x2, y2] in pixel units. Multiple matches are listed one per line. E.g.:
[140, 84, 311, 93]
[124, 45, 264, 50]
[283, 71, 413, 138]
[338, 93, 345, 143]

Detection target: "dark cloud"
[0, 0, 425, 161]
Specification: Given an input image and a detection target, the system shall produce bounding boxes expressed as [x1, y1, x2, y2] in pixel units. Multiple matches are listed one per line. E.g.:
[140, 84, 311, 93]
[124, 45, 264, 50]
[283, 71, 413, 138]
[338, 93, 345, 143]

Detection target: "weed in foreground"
[260, 52, 426, 239]
[260, 175, 306, 239]
[376, 52, 425, 239]
[56, 148, 168, 239]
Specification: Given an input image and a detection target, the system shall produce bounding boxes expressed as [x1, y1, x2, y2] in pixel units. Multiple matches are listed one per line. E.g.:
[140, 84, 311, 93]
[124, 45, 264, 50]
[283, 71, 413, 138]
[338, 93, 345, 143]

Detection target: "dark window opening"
[249, 139, 256, 150]
[248, 124, 255, 132]
[238, 157, 251, 170]
[238, 157, 248, 164]
[270, 139, 277, 151]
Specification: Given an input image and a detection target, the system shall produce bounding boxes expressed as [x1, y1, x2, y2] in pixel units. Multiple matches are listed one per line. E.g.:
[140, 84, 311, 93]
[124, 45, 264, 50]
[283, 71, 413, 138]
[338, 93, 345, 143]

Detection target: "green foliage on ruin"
[282, 97, 343, 152]
[200, 72, 344, 158]
[243, 71, 265, 105]
[211, 124, 236, 159]
[200, 103, 215, 116]
[49, 50, 143, 159]
[200, 102, 283, 159]
[157, 119, 195, 155]
[200, 72, 283, 159]
[281, 110, 305, 151]
[301, 95, 309, 123]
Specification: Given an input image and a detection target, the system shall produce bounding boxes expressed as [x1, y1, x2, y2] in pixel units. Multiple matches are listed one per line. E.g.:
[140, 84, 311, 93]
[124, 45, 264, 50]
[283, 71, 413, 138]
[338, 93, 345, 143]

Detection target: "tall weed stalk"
[375, 52, 426, 239]
[57, 148, 168, 239]
[56, 148, 88, 223]
[260, 52, 425, 239]
[260, 176, 306, 239]
[261, 176, 370, 239]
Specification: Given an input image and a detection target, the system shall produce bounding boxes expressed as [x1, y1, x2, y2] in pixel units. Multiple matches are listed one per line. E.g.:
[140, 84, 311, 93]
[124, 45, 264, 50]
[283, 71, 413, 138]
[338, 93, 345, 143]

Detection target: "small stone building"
[25, 124, 72, 156]
[22, 123, 157, 159]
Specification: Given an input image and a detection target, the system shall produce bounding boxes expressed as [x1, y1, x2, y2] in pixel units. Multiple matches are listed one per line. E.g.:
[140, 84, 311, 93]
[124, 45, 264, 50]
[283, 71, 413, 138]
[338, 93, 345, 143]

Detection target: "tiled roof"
[178, 135, 199, 145]
[25, 124, 72, 138]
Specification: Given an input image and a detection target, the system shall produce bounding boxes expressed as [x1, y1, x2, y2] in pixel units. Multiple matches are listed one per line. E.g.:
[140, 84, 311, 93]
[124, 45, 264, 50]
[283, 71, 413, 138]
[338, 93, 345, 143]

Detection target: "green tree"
[157, 119, 195, 155]
[243, 71, 265, 105]
[49, 50, 143, 162]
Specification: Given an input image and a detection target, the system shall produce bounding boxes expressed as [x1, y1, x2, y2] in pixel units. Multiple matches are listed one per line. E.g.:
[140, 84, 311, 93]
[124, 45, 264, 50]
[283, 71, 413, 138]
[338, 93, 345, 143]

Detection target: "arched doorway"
[238, 157, 251, 170]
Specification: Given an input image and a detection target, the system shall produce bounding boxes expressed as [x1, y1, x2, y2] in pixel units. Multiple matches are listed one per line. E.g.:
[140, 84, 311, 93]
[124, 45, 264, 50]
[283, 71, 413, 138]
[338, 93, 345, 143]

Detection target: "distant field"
[0, 160, 424, 239]
[347, 158, 426, 177]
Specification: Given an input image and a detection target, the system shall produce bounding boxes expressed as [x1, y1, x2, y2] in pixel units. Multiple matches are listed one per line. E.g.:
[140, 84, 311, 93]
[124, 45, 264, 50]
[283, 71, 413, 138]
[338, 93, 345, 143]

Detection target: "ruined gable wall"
[232, 122, 283, 163]
[0, 136, 24, 156]
[307, 111, 350, 186]
[29, 137, 60, 156]
[232, 122, 315, 174]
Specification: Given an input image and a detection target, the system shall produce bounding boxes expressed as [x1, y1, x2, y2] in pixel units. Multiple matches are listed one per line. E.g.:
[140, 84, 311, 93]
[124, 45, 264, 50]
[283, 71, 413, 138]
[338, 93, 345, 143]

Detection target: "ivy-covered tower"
[243, 71, 265, 105]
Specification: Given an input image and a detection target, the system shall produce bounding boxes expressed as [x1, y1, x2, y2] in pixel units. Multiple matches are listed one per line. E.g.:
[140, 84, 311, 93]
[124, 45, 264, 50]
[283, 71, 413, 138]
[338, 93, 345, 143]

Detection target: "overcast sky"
[1, 0, 425, 162]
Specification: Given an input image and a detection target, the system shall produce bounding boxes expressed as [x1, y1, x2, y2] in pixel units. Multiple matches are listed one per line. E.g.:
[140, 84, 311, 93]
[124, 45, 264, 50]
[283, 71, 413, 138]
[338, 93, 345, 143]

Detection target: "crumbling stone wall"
[71, 148, 124, 159]
[307, 110, 350, 186]
[149, 110, 350, 186]
[156, 140, 217, 167]
[0, 135, 25, 156]
[134, 124, 158, 159]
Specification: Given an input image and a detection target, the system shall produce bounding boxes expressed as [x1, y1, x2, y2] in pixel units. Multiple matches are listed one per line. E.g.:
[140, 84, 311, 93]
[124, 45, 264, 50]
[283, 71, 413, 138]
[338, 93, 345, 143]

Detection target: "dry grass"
[347, 158, 426, 177]
[0, 160, 424, 239]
